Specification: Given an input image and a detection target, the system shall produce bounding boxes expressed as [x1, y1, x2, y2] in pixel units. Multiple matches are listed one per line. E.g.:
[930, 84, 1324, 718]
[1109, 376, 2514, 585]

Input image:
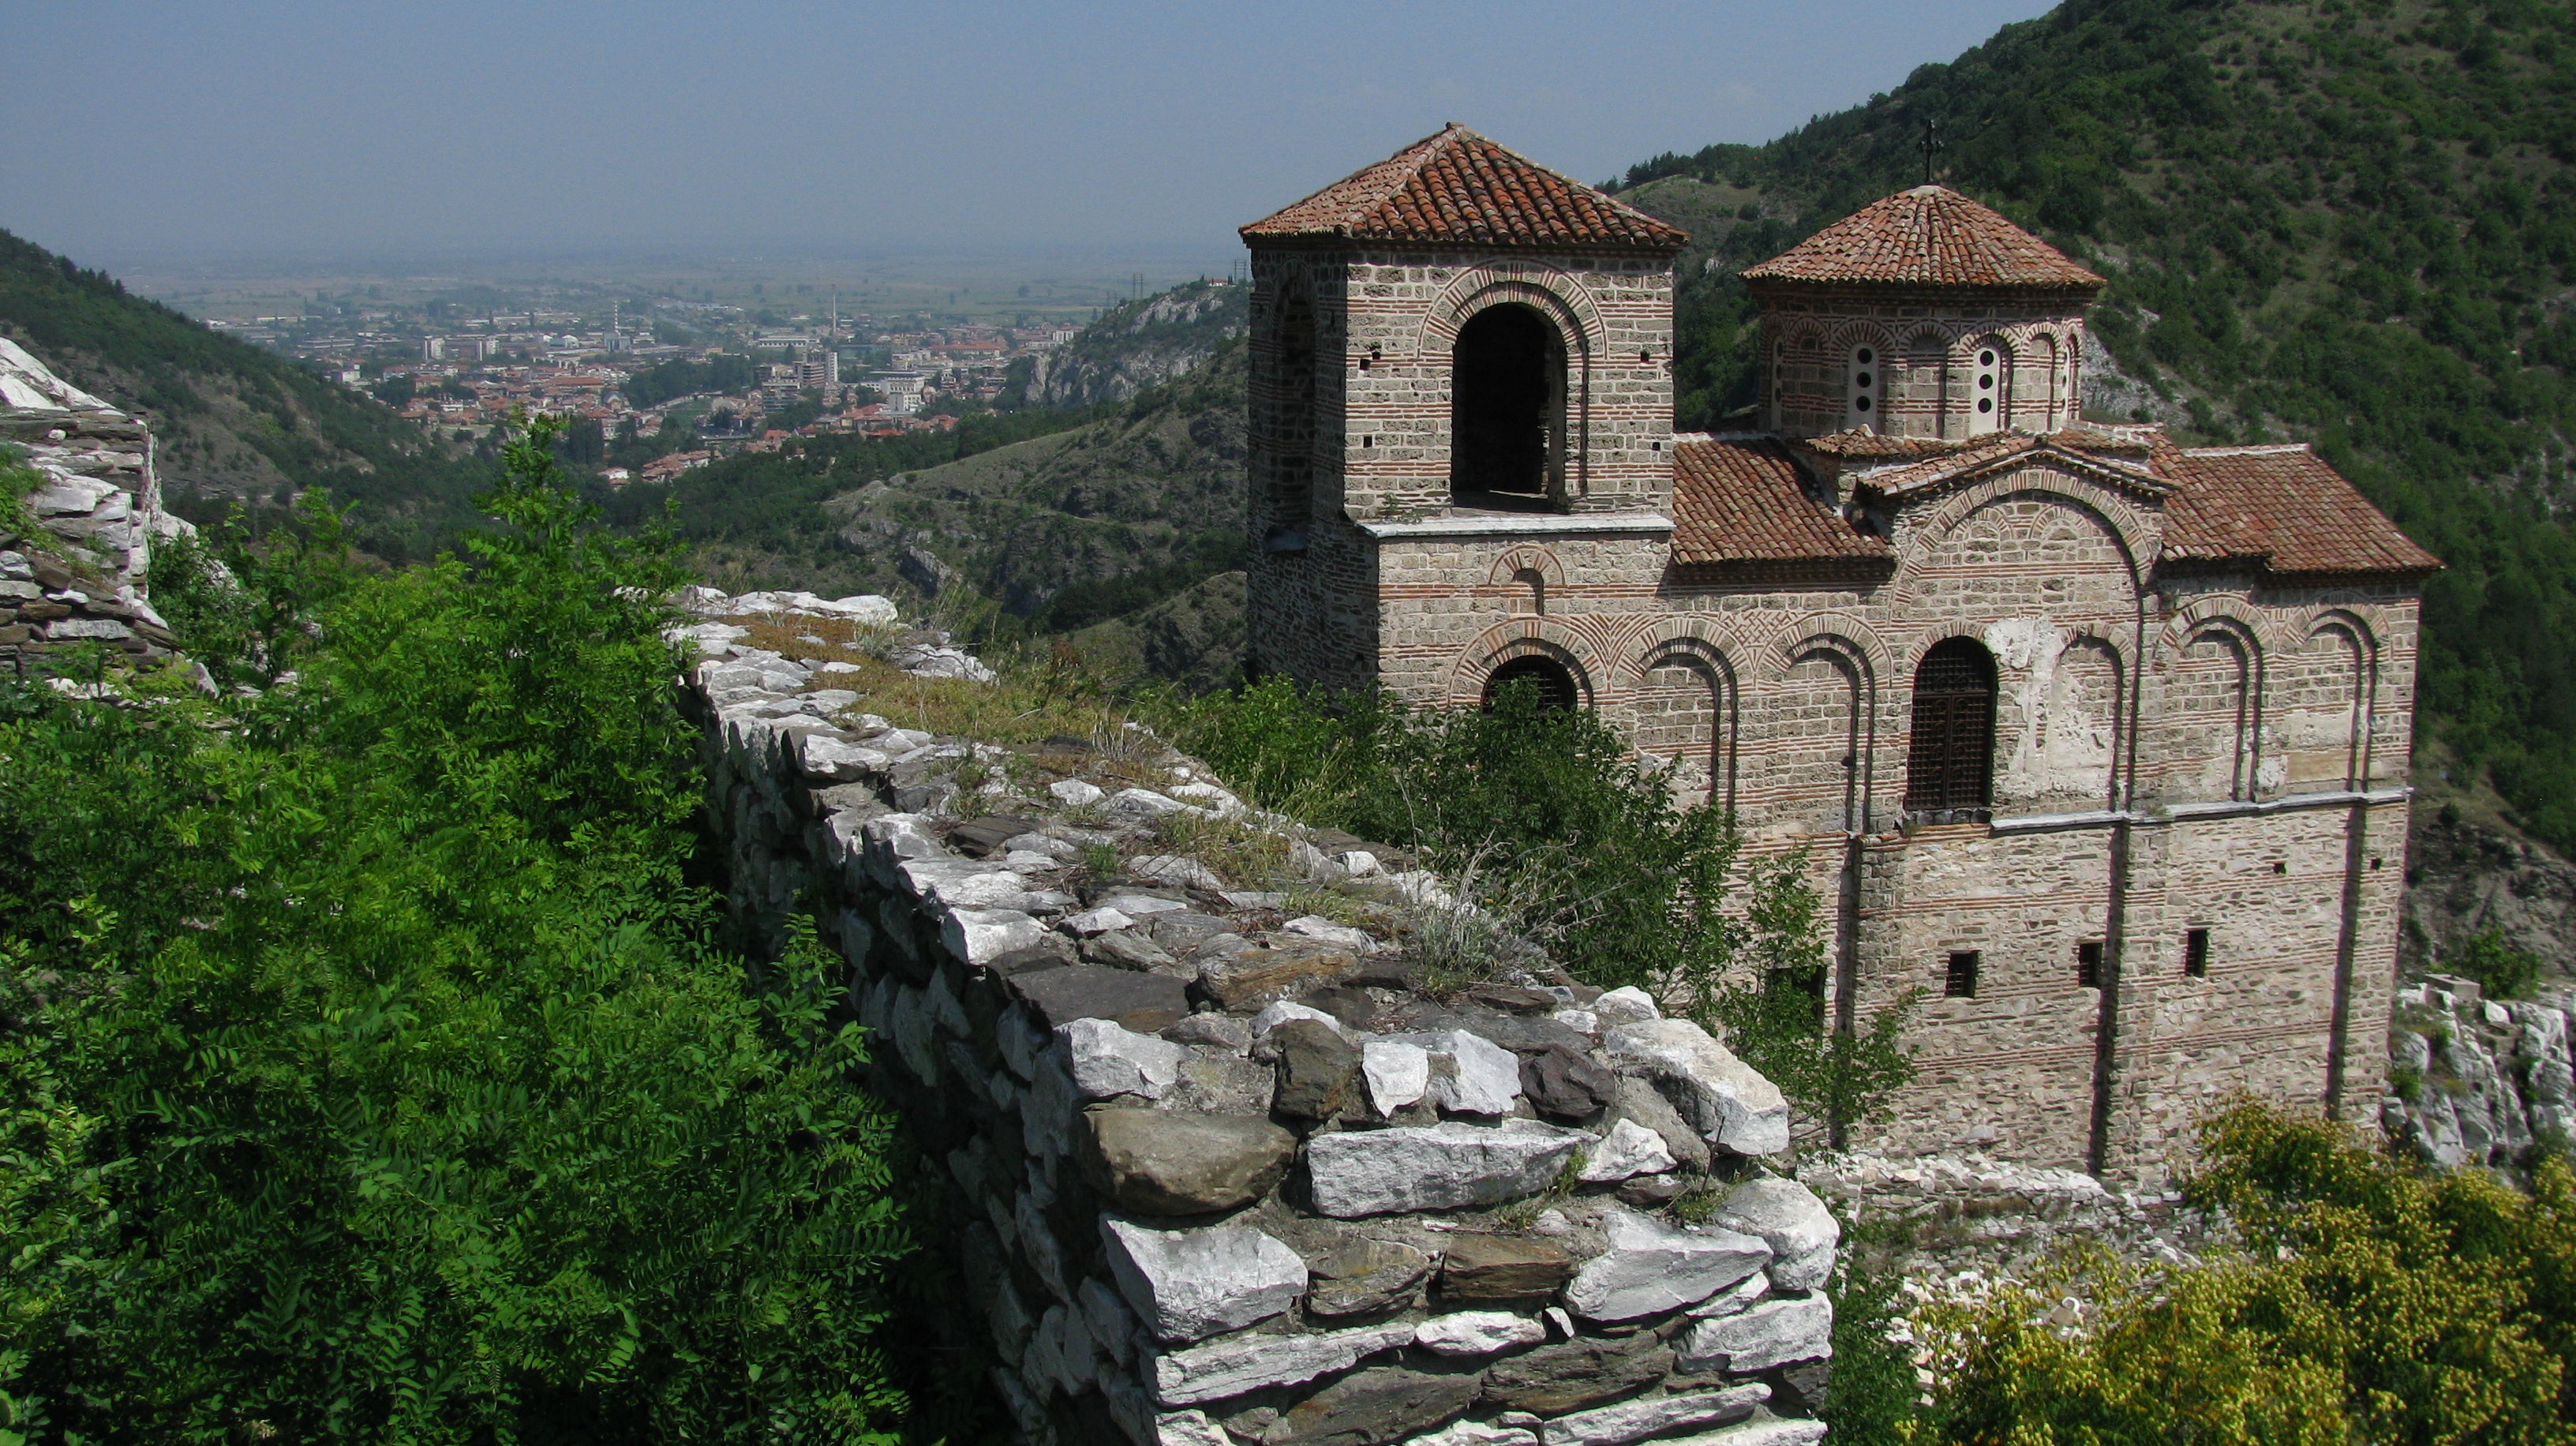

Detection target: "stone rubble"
[687, 584, 1842, 1446]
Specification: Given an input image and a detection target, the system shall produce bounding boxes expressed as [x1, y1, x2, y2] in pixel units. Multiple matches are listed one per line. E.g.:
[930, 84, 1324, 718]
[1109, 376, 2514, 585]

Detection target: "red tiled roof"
[1243, 124, 1688, 253]
[1670, 436, 1890, 567]
[1741, 186, 2105, 290]
[2159, 444, 2440, 577]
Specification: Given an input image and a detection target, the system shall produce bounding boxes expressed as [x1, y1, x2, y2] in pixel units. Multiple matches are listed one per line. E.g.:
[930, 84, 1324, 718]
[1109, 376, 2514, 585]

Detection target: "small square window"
[2076, 941, 2105, 988]
[2184, 928, 2211, 978]
[1945, 950, 1981, 998]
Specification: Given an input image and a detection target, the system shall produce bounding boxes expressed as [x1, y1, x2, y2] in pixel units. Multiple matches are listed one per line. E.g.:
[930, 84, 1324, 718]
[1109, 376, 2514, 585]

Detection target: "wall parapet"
[682, 590, 1843, 1446]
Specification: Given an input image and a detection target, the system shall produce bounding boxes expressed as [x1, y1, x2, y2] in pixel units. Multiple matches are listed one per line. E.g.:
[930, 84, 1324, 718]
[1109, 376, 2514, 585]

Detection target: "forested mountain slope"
[1615, 0, 2576, 852]
[0, 228, 489, 562]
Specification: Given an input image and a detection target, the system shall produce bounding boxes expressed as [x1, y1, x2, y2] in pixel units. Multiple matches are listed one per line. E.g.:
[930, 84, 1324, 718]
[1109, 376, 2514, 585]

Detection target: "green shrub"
[2450, 927, 2545, 1001]
[0, 420, 915, 1442]
[1910, 1103, 2576, 1444]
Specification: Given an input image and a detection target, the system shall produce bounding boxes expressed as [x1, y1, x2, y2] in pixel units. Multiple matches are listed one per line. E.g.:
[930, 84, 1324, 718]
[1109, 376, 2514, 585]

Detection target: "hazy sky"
[6, 1, 2057, 268]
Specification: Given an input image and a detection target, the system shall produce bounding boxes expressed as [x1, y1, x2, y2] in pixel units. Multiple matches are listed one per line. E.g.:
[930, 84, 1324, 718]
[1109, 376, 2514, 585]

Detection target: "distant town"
[181, 262, 1226, 485]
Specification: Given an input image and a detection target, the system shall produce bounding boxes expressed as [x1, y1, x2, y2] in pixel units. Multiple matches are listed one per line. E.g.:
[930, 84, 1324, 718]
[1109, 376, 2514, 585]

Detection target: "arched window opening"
[1769, 341, 1787, 430]
[1272, 290, 1317, 522]
[1905, 638, 1998, 819]
[1510, 567, 1546, 616]
[1970, 339, 2009, 435]
[1452, 304, 1565, 503]
[1845, 343, 1881, 432]
[1483, 655, 1580, 713]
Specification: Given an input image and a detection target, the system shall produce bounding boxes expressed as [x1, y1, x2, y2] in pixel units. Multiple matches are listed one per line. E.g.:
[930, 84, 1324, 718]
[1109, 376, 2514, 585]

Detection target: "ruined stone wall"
[2, 339, 189, 677]
[684, 596, 1846, 1446]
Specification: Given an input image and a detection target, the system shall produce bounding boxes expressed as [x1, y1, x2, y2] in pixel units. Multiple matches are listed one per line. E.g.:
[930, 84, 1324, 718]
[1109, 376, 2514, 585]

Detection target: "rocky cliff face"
[2404, 807, 2576, 982]
[1013, 282, 1248, 410]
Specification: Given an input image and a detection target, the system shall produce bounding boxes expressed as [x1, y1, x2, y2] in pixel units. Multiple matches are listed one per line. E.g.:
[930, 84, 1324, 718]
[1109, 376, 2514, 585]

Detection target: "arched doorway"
[1904, 638, 1998, 819]
[1482, 654, 1580, 712]
[1451, 304, 1565, 502]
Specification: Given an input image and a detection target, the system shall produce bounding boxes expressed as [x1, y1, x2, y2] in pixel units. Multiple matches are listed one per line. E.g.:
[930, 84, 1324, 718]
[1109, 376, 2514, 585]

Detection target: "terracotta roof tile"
[2159, 443, 2440, 577]
[1670, 435, 1890, 567]
[1742, 186, 2105, 290]
[1244, 124, 1688, 253]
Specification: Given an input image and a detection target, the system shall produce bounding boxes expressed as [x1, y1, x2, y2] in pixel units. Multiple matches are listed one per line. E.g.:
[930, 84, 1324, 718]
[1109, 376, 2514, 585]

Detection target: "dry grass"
[724, 616, 1143, 750]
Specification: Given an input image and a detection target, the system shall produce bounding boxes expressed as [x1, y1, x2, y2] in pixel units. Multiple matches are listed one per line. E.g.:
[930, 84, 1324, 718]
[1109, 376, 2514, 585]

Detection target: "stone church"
[1238, 125, 2440, 1179]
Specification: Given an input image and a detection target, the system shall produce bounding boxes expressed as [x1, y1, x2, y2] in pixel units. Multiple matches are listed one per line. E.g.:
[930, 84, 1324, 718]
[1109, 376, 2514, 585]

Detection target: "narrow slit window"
[2184, 928, 2211, 978]
[2077, 940, 2105, 988]
[1945, 950, 1981, 998]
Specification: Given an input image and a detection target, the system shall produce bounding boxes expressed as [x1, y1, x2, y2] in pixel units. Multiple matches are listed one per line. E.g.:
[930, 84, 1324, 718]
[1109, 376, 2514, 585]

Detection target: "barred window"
[1483, 655, 1580, 713]
[2184, 928, 2211, 978]
[1905, 638, 1998, 819]
[1945, 950, 1981, 998]
[2077, 940, 2104, 988]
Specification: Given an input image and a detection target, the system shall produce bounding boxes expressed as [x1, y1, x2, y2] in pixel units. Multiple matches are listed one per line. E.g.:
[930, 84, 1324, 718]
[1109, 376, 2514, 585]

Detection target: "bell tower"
[1238, 124, 1690, 689]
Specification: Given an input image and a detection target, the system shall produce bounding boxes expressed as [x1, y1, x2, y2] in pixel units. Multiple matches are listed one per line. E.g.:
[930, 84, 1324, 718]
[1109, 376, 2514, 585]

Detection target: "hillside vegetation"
[998, 277, 1245, 408]
[0, 228, 491, 562]
[623, 340, 1249, 632]
[1613, 0, 2576, 852]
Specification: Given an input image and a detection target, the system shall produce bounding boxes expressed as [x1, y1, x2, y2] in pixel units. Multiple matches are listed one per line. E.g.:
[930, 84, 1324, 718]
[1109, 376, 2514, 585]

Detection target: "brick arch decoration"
[2161, 601, 2267, 802]
[1628, 631, 1743, 811]
[1760, 615, 1889, 834]
[1483, 545, 1567, 592]
[1903, 466, 2163, 596]
[1440, 616, 1608, 710]
[2304, 609, 2383, 789]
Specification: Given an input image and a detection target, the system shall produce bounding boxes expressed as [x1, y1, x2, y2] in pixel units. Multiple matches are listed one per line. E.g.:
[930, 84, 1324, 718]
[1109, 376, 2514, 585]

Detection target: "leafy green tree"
[0, 420, 915, 1442]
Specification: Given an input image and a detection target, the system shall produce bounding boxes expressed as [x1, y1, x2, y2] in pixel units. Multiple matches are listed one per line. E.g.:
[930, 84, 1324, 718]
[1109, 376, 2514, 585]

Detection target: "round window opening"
[1979, 374, 1994, 389]
[1980, 350, 1997, 366]
[1855, 395, 1873, 412]
[1857, 348, 1875, 364]
[1483, 655, 1581, 713]
[1978, 398, 1994, 414]
[1856, 371, 1873, 388]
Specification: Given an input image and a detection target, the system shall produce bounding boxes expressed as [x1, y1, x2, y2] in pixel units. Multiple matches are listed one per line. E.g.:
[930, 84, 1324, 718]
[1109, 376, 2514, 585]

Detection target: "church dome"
[1742, 185, 2103, 291]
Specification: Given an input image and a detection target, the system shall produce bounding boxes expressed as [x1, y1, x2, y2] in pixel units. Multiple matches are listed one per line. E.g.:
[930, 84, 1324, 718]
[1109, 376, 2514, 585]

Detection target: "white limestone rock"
[1410, 1422, 1541, 1446]
[1066, 906, 1137, 937]
[1655, 1422, 1825, 1446]
[1363, 1040, 1432, 1114]
[942, 908, 1046, 965]
[1604, 1018, 1790, 1156]
[1413, 1310, 1547, 1356]
[1285, 915, 1377, 952]
[1562, 1209, 1771, 1323]
[1685, 1271, 1771, 1319]
[1110, 787, 1193, 819]
[1251, 1000, 1347, 1043]
[1424, 1028, 1522, 1116]
[1677, 1295, 1835, 1373]
[1711, 1177, 1841, 1292]
[1056, 1017, 1187, 1101]
[1133, 854, 1228, 891]
[1538, 1384, 1770, 1446]
[1102, 1218, 1308, 1344]
[797, 732, 894, 782]
[1148, 1320, 1413, 1406]
[1591, 986, 1661, 1026]
[1051, 777, 1107, 807]
[1574, 1118, 1678, 1183]
[1080, 1276, 1140, 1370]
[1155, 1410, 1233, 1446]
[1303, 1119, 1588, 1218]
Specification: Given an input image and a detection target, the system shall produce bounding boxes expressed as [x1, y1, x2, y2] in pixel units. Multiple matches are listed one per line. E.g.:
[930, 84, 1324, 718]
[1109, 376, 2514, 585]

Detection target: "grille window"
[2184, 928, 2211, 978]
[2077, 940, 2104, 988]
[1945, 950, 1981, 998]
[1905, 638, 1998, 819]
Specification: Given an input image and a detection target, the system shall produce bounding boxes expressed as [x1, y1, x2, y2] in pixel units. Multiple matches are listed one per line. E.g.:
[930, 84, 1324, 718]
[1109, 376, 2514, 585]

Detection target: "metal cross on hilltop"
[1917, 118, 1944, 185]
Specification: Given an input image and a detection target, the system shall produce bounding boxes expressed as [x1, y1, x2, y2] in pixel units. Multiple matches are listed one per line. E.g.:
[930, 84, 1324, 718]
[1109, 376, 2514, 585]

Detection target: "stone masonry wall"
[2, 339, 189, 678]
[683, 590, 1846, 1446]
